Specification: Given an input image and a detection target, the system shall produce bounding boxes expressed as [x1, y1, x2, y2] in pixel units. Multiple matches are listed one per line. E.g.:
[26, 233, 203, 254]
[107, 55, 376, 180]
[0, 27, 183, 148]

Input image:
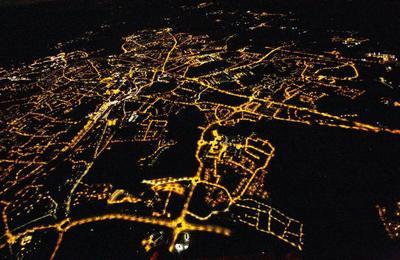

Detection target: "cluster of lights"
[1, 23, 399, 258]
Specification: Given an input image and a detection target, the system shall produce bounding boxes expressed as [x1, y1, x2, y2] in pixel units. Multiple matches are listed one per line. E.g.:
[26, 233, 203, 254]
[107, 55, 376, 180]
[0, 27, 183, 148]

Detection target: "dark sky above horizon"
[1, 0, 399, 64]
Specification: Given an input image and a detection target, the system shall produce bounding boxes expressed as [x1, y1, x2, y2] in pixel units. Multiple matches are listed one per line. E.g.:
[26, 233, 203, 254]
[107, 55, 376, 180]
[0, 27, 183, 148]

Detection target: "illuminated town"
[1, 0, 400, 259]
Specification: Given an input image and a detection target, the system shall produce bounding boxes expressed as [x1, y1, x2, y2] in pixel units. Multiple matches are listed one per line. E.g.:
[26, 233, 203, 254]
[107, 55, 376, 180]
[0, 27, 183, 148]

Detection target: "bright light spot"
[175, 243, 184, 253]
[183, 232, 190, 242]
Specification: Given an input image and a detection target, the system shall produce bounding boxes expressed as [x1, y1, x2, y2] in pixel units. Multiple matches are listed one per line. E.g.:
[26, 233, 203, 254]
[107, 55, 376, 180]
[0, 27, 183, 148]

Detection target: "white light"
[175, 243, 184, 253]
